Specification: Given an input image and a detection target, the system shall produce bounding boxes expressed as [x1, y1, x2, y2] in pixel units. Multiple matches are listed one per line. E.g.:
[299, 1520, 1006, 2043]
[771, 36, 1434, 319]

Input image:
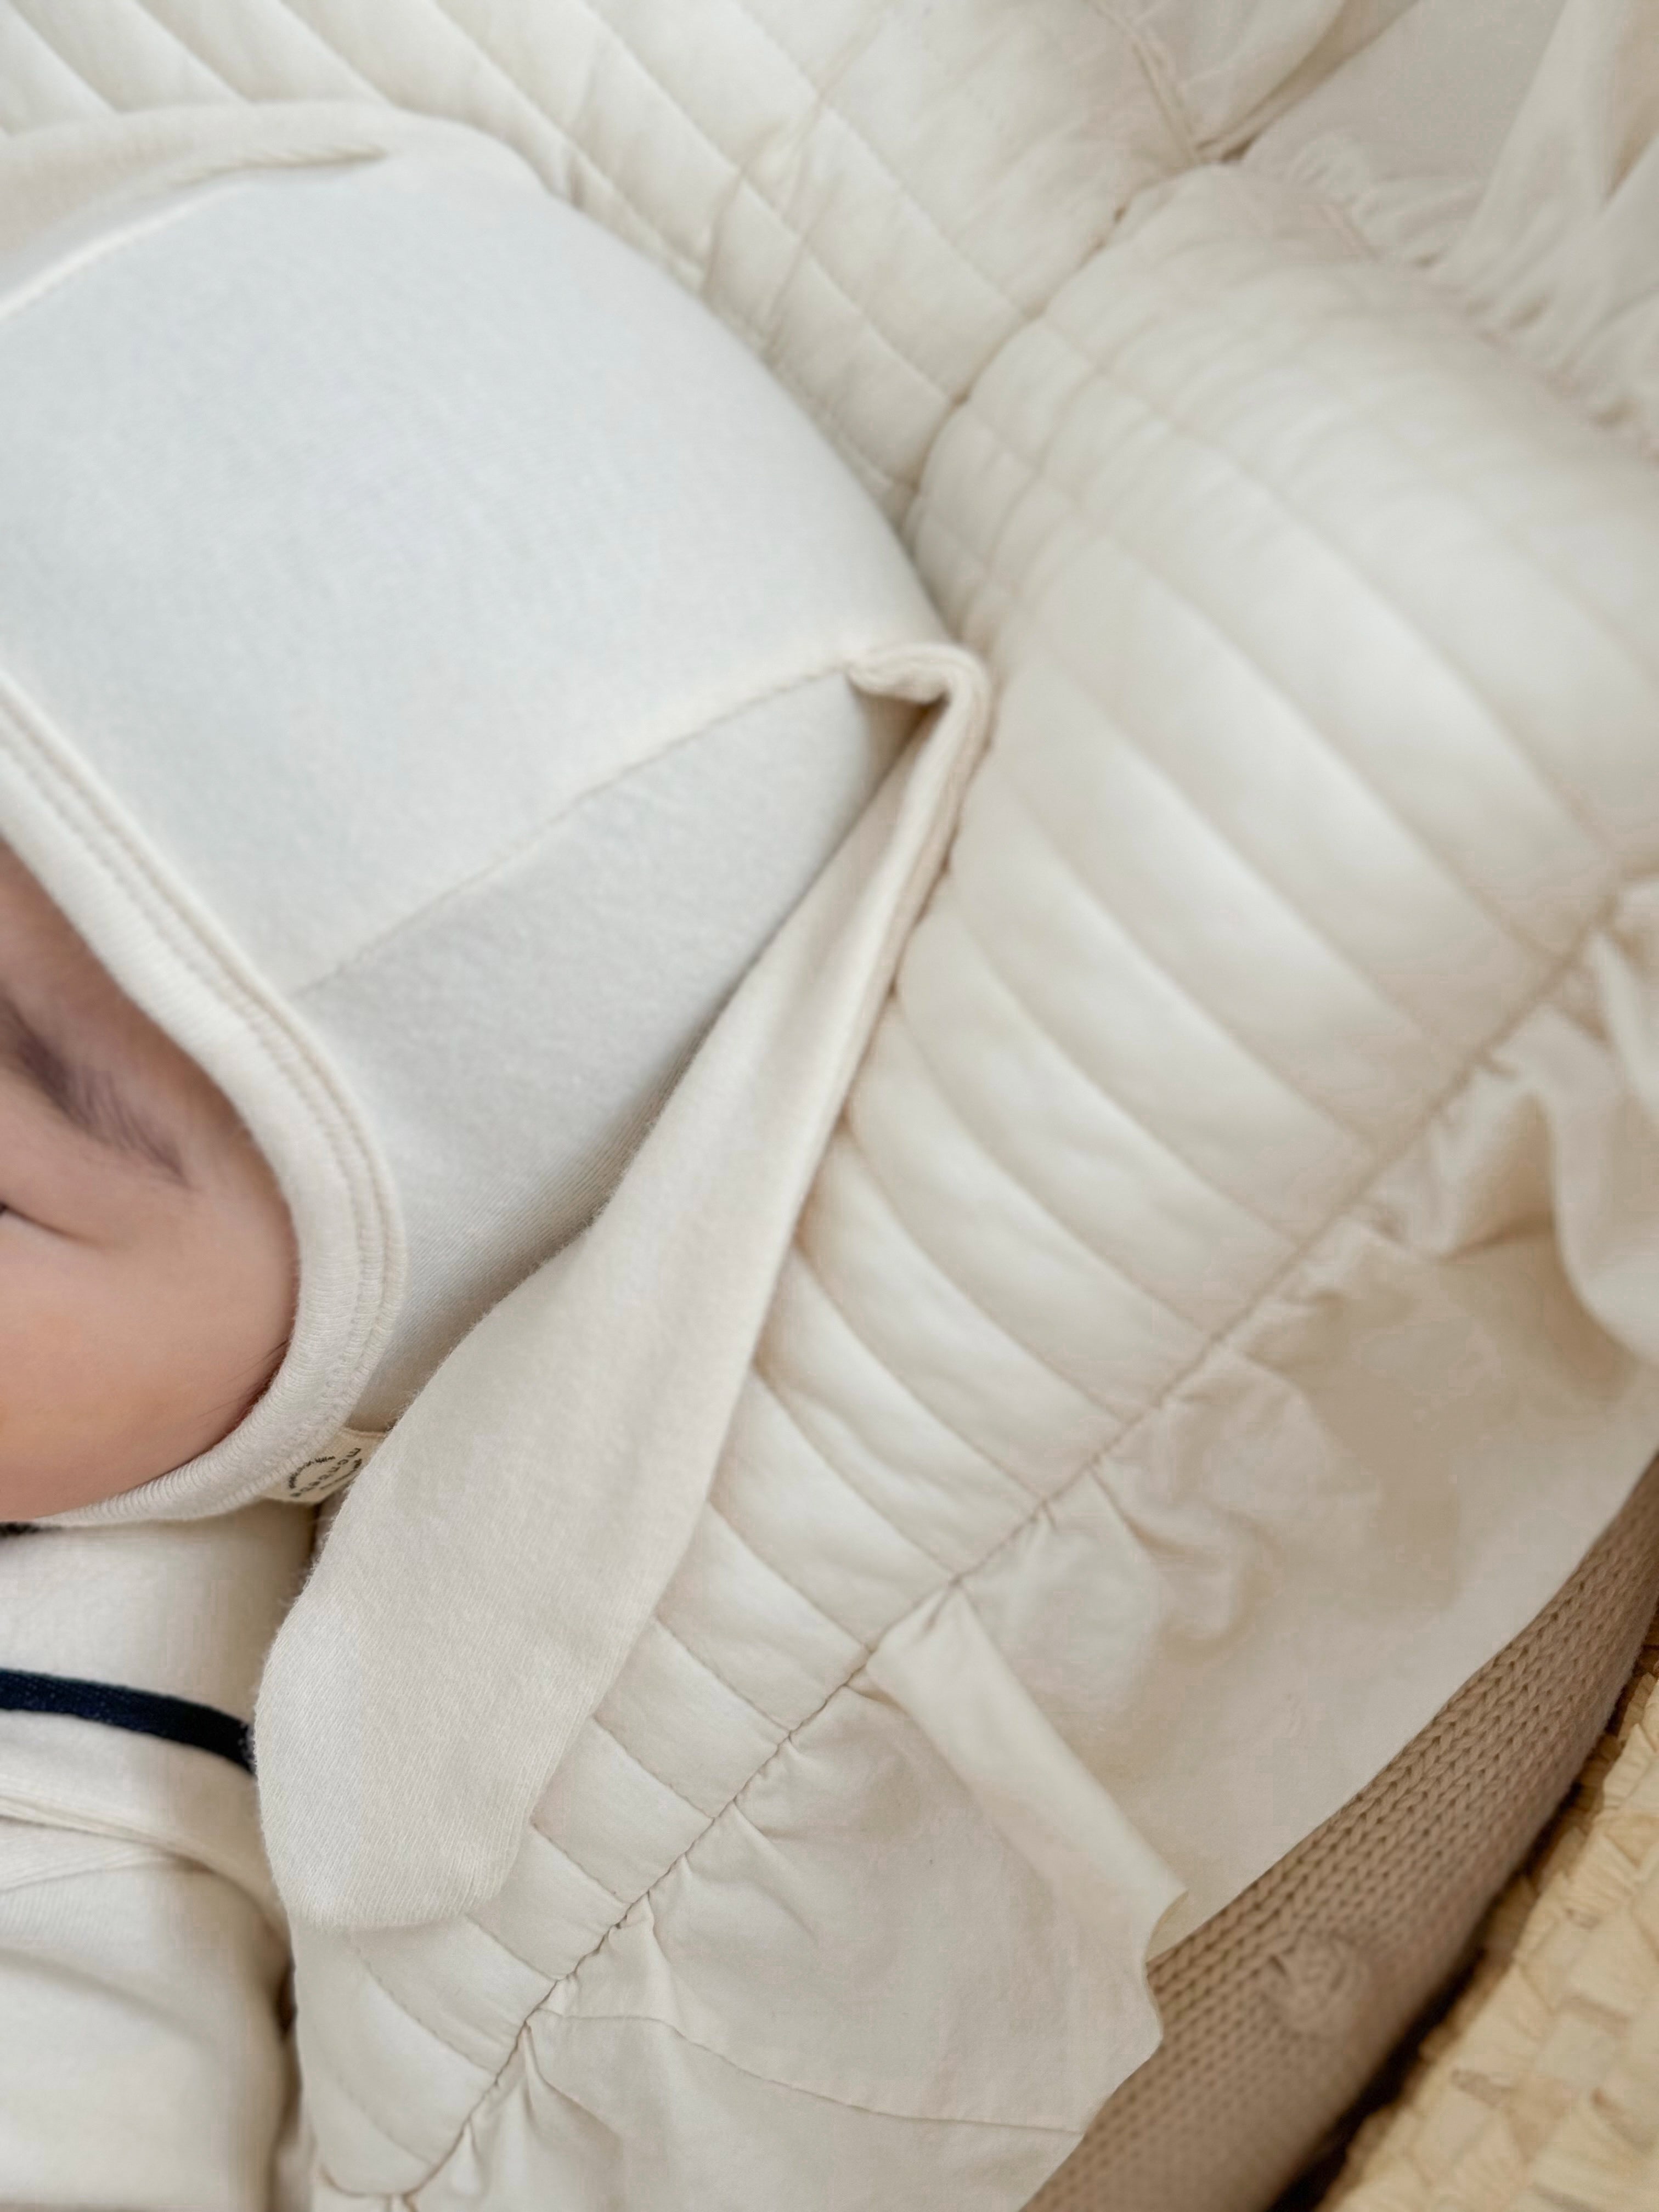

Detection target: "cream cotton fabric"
[0, 137, 991, 1934]
[0, 117, 987, 2208]
[0, 1509, 307, 2206]
[2, 2, 1659, 2208]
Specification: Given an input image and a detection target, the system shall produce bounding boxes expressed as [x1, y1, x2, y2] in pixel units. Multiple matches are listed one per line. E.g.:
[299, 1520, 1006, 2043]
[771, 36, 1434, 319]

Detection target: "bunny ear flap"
[253, 643, 992, 1931]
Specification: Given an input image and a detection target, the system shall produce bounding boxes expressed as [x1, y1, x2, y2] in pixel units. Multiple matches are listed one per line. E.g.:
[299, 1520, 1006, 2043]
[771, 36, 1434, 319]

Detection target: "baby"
[0, 839, 294, 1519]
[0, 134, 966, 2208]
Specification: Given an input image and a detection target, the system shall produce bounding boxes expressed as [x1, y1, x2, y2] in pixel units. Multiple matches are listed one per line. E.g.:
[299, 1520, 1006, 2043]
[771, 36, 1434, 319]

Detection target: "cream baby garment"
[0, 116, 984, 2209]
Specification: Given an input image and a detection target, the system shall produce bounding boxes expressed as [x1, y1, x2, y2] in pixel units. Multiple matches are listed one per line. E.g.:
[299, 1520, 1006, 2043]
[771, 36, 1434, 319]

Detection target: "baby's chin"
[0, 1378, 269, 1519]
[0, 1442, 193, 1521]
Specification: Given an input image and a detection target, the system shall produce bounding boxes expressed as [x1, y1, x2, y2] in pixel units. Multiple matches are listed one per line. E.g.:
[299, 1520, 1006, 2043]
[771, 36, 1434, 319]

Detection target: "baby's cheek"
[0, 1163, 292, 1515]
[0, 1239, 171, 1508]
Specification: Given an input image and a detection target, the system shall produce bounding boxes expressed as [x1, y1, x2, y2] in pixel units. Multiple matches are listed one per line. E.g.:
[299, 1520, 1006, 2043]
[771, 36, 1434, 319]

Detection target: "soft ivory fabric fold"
[1254, 0, 1659, 455]
[0, 1712, 279, 1918]
[256, 645, 991, 1929]
[1437, 0, 1659, 460]
[1243, 0, 1567, 263]
[0, 1818, 291, 2212]
[865, 1585, 1183, 2063]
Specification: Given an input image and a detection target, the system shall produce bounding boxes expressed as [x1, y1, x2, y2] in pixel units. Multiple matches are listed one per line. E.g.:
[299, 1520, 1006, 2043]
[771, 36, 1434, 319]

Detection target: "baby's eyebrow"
[0, 992, 188, 1186]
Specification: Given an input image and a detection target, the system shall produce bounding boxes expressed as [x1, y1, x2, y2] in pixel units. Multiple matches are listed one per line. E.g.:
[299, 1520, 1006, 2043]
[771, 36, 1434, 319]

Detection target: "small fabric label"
[276, 1426, 385, 1504]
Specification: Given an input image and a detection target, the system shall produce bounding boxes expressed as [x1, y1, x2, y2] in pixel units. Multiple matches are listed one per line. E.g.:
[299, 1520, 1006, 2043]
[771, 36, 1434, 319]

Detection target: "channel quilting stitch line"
[916, 402, 1588, 975]
[748, 1364, 961, 1581]
[584, 1713, 713, 1825]
[696, 1498, 872, 1660]
[645, 0, 1032, 319]
[1014, 238, 1559, 720]
[339, 1929, 499, 2084]
[1036, 234, 1656, 856]
[642, 1590, 797, 1741]
[705, 1481, 880, 1654]
[526, 876, 1626, 2007]
[1015, 535, 1550, 1008]
[405, 876, 1625, 2192]
[559, 0, 613, 218]
[849, 1000, 1214, 1356]
[437, 0, 962, 413]
[925, 382, 1575, 982]
[648, 1613, 789, 1735]
[263, 0, 932, 501]
[300, 2022, 436, 2173]
[477, 1821, 633, 1988]
[758, 1243, 1043, 1521]
[178, 0, 383, 99]
[0, 1, 114, 118]
[873, 982, 1274, 1334]
[419, 0, 708, 287]
[583, 0, 1126, 537]
[518, 1668, 887, 2005]
[912, 0, 1085, 159]
[16, 0, 234, 103]
[432, 1882, 569, 1982]
[138, 0, 320, 103]
[893, 879, 1298, 1244]
[525, 1784, 635, 1905]
[905, 383, 1042, 617]
[269, 0, 709, 300]
[1361, 300, 1659, 666]
[1005, 624, 1525, 1048]
[712, 1378, 955, 1641]
[950, 764, 1379, 1147]
[792, 1159, 1069, 1503]
[461, 1863, 624, 1995]
[710, 6, 898, 408]
[911, 317, 1115, 644]
[732, 0, 1193, 329]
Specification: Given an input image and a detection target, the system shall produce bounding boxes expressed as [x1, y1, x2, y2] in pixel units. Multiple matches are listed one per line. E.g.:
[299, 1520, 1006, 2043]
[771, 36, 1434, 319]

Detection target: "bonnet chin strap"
[255, 643, 991, 1930]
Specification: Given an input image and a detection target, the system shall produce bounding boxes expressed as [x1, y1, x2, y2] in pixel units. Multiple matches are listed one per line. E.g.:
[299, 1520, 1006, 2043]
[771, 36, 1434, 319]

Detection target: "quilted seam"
[304, 866, 1632, 2205]
[306, 189, 1659, 2192]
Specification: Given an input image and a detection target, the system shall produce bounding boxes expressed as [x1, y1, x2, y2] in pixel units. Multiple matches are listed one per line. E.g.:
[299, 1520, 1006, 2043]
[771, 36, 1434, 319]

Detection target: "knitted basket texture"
[1029, 1469, 1659, 2212]
[1324, 1618, 1659, 2212]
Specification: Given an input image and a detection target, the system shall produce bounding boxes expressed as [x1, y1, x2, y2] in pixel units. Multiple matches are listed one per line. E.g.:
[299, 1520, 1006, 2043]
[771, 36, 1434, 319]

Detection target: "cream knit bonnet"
[0, 125, 989, 1923]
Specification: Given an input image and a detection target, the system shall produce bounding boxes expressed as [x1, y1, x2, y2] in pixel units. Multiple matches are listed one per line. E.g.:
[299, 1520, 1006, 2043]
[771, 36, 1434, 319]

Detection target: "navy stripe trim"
[0, 1669, 253, 1774]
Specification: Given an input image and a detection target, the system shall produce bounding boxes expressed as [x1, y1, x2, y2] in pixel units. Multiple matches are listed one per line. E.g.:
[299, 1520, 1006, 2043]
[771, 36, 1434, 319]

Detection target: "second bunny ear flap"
[254, 643, 993, 1933]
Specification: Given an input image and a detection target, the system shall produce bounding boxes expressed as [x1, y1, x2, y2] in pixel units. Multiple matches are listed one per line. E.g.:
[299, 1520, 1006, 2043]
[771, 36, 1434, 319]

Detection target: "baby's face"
[0, 847, 295, 1517]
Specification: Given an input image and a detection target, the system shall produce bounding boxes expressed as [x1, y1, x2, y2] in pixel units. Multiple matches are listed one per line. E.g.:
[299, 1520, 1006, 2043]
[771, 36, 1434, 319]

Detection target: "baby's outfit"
[0, 1512, 306, 2204]
[0, 129, 979, 2205]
